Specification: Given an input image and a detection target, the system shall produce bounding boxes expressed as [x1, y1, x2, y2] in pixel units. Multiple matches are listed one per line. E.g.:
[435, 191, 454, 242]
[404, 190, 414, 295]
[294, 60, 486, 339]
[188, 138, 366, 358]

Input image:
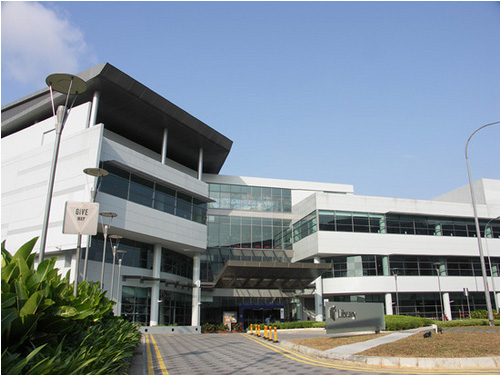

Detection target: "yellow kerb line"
[241, 333, 498, 375]
[147, 334, 169, 375]
[145, 334, 154, 374]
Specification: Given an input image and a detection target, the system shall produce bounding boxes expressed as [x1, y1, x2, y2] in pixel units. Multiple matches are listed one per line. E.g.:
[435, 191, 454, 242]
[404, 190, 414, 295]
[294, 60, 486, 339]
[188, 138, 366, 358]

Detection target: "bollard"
[257, 324, 260, 337]
[274, 326, 278, 343]
[264, 325, 268, 339]
[268, 326, 272, 341]
[250, 324, 253, 335]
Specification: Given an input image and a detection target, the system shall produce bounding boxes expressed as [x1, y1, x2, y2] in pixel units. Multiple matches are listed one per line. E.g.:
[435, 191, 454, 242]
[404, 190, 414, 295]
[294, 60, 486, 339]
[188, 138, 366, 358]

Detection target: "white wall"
[2, 103, 103, 254]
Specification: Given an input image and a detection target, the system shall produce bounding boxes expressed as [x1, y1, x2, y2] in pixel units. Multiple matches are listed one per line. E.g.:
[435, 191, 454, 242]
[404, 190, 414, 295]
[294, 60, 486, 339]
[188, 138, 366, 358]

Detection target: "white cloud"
[1, 2, 97, 86]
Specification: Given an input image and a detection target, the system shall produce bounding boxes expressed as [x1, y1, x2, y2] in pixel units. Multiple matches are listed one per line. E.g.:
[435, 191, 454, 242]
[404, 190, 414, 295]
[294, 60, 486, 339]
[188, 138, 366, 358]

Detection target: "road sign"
[63, 202, 99, 235]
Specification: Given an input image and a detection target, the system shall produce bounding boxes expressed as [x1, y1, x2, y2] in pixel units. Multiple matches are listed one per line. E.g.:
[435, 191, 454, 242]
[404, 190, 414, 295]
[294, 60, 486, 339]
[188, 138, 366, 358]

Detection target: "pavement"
[278, 326, 500, 369]
[127, 326, 500, 374]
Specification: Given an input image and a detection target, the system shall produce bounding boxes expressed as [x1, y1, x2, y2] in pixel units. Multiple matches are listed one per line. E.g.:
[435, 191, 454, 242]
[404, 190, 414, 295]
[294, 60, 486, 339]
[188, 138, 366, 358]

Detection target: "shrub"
[384, 315, 433, 331]
[435, 319, 489, 328]
[470, 309, 489, 319]
[1, 238, 141, 375]
[201, 322, 215, 333]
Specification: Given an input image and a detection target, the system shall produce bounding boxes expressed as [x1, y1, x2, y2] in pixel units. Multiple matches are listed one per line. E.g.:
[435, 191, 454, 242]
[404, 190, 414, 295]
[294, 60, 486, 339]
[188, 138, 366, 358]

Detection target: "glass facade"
[88, 235, 194, 278]
[122, 286, 151, 325]
[203, 215, 292, 282]
[158, 290, 192, 326]
[326, 291, 492, 319]
[88, 234, 153, 269]
[207, 215, 292, 250]
[208, 184, 292, 212]
[161, 248, 193, 278]
[294, 210, 500, 242]
[319, 255, 500, 278]
[99, 161, 207, 224]
[121, 287, 191, 326]
[205, 182, 294, 284]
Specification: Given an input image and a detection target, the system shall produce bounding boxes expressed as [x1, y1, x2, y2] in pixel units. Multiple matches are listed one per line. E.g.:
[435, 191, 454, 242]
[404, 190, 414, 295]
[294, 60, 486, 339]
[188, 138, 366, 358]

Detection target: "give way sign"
[63, 202, 100, 235]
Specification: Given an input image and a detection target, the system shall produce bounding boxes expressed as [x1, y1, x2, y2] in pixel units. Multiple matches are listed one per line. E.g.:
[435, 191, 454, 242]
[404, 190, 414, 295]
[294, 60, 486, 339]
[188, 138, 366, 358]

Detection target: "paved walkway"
[128, 327, 500, 374]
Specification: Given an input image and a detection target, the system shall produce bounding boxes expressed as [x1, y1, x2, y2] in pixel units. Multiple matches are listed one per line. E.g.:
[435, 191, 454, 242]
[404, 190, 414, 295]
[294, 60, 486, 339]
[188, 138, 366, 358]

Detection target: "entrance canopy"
[213, 260, 331, 290]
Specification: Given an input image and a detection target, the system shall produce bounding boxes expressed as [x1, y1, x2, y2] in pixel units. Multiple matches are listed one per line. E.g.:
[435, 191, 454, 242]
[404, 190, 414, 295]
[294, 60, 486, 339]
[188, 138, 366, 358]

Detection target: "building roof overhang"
[212, 260, 331, 290]
[1, 63, 232, 174]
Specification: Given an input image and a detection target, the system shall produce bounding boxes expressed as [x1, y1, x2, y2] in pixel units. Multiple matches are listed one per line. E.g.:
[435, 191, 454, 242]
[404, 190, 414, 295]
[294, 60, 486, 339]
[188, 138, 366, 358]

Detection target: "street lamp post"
[109, 235, 123, 301]
[485, 216, 500, 313]
[82, 168, 108, 281]
[434, 262, 445, 321]
[99, 212, 117, 289]
[116, 249, 127, 316]
[393, 268, 400, 315]
[39, 74, 87, 263]
[465, 121, 500, 326]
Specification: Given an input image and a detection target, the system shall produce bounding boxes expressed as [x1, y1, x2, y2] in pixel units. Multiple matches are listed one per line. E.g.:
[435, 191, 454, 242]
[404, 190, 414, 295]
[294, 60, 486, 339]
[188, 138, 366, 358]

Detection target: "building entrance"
[238, 303, 284, 328]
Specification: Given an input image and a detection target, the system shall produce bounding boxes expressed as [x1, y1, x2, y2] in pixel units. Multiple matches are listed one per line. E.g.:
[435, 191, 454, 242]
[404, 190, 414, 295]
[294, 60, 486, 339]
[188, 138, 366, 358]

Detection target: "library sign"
[63, 202, 99, 235]
[325, 302, 385, 334]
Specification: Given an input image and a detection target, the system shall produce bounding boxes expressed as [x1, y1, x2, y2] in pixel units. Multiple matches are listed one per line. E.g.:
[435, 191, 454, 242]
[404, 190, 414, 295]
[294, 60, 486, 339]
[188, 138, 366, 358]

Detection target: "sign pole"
[74, 233, 82, 296]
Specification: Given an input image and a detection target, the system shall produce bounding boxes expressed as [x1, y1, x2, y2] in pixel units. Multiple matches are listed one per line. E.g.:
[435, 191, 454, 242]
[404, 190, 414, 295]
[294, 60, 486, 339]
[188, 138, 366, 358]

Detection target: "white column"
[191, 254, 201, 326]
[89, 91, 100, 127]
[150, 244, 162, 326]
[443, 292, 452, 321]
[496, 292, 500, 313]
[197, 148, 203, 180]
[385, 293, 394, 315]
[161, 128, 168, 164]
[314, 256, 323, 321]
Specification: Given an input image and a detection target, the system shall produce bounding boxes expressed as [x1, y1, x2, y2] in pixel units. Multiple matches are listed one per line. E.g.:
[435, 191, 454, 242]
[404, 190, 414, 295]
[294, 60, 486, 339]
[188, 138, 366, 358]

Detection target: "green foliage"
[384, 315, 433, 331]
[216, 323, 229, 331]
[1, 238, 140, 375]
[470, 309, 489, 319]
[201, 322, 216, 333]
[232, 322, 244, 332]
[434, 318, 490, 328]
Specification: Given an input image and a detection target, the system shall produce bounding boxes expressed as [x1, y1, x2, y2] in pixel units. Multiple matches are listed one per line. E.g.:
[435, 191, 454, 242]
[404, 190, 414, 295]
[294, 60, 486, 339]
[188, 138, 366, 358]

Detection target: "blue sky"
[2, 1, 499, 200]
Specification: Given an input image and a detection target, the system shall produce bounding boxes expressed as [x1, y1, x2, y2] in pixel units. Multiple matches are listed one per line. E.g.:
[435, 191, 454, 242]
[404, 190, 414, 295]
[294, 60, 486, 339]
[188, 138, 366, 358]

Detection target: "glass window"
[100, 173, 129, 200]
[319, 211, 335, 231]
[129, 174, 154, 207]
[353, 213, 370, 233]
[176, 192, 192, 220]
[154, 185, 176, 214]
[336, 212, 353, 232]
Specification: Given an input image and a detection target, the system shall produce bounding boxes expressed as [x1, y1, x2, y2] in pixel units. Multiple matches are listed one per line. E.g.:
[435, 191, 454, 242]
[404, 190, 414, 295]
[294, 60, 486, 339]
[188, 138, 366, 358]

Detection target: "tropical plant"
[1, 237, 140, 375]
[201, 322, 215, 333]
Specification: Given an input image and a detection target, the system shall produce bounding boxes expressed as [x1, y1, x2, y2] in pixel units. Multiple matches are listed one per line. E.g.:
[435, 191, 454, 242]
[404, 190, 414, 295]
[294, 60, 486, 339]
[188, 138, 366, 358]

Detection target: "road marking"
[146, 334, 169, 375]
[241, 333, 500, 375]
[145, 334, 154, 374]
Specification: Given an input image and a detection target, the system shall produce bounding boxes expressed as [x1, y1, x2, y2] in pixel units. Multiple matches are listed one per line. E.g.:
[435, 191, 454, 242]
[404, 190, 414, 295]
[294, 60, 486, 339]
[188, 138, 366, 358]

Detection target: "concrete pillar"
[191, 254, 201, 326]
[89, 91, 100, 127]
[379, 215, 386, 234]
[382, 256, 390, 276]
[198, 148, 204, 180]
[495, 292, 500, 314]
[161, 128, 168, 164]
[150, 244, 162, 326]
[385, 293, 393, 315]
[314, 256, 323, 321]
[443, 292, 452, 321]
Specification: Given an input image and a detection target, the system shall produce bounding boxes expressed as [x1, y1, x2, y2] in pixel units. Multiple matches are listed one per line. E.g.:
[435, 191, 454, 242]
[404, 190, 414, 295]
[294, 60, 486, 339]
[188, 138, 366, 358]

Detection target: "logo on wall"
[329, 305, 357, 321]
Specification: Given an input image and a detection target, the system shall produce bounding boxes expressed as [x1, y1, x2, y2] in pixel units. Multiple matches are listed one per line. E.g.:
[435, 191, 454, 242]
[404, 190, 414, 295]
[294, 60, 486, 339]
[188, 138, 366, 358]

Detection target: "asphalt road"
[136, 332, 499, 375]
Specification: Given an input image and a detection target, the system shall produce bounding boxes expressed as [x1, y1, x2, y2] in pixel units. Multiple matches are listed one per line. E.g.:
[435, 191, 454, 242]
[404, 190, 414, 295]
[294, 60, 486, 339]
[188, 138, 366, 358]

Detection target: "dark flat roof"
[213, 260, 331, 290]
[1, 63, 232, 174]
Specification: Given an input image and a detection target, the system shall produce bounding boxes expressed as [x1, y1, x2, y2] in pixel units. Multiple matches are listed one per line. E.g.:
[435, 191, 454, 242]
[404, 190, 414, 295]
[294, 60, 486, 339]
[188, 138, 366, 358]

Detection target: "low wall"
[140, 326, 201, 335]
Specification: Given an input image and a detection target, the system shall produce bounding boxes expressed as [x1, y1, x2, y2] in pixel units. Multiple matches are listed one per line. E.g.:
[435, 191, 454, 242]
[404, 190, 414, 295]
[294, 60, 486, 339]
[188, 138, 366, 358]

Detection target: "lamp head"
[46, 73, 87, 95]
[84, 168, 109, 178]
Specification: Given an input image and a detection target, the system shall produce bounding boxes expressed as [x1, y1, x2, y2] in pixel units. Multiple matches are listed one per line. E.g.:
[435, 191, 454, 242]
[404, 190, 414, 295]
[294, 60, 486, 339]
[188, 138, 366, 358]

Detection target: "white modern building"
[2, 63, 499, 327]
